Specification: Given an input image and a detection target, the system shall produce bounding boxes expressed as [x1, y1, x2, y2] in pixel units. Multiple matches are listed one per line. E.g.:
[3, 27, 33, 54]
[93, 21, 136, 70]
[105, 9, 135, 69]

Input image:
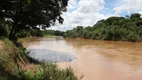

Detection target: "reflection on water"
[26, 37, 142, 80]
[26, 37, 76, 62]
[27, 49, 75, 62]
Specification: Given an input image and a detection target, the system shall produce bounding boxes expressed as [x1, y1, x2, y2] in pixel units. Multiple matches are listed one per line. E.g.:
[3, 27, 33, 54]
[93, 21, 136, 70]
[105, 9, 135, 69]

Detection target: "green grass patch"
[20, 63, 79, 80]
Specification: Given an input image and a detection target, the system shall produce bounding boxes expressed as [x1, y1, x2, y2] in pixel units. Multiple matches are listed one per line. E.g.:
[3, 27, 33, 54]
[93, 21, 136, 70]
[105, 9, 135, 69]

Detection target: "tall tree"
[0, 0, 68, 40]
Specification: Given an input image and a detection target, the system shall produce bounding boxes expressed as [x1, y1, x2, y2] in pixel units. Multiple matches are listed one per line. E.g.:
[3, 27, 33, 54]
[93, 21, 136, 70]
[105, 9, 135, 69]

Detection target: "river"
[25, 37, 142, 80]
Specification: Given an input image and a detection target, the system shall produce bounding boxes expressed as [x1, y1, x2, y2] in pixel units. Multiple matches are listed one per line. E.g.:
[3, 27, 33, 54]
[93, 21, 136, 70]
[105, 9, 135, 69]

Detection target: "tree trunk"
[9, 22, 17, 41]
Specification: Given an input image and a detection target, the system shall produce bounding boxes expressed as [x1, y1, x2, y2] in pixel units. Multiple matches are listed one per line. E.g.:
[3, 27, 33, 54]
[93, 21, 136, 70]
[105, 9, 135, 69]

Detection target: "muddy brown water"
[25, 37, 142, 80]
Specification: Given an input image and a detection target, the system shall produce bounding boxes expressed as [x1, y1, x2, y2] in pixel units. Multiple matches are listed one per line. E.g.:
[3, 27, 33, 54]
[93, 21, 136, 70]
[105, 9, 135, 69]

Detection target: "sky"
[47, 0, 142, 31]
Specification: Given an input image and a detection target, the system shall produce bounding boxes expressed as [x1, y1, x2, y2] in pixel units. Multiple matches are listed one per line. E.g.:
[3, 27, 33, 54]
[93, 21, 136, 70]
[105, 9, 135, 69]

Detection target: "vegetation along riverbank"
[64, 13, 142, 42]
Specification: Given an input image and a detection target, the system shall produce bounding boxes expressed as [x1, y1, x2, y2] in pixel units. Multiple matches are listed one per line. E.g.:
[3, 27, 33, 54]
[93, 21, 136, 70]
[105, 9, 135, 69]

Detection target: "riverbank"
[0, 38, 79, 80]
[63, 13, 142, 42]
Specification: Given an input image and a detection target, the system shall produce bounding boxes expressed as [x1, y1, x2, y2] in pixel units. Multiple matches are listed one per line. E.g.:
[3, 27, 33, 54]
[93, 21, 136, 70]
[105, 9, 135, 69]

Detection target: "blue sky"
[48, 0, 142, 31]
[100, 0, 117, 15]
[100, 0, 129, 16]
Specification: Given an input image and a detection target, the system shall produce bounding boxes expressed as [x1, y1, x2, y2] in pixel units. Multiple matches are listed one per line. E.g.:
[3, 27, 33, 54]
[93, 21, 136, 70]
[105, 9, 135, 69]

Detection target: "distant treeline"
[0, 23, 64, 38]
[1, 13, 142, 42]
[63, 13, 142, 42]
[16, 29, 64, 38]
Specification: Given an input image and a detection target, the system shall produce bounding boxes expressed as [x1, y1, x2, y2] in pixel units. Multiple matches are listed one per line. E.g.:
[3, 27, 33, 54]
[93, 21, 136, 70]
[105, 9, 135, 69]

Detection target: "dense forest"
[64, 13, 142, 42]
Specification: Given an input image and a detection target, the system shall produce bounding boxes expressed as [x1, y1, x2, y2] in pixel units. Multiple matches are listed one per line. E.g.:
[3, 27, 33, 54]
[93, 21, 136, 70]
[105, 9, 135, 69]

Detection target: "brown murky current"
[26, 37, 142, 80]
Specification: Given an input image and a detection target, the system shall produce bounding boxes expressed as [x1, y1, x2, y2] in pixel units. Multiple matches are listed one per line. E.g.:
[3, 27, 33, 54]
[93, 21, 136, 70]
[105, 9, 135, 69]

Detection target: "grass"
[0, 39, 20, 80]
[20, 63, 79, 80]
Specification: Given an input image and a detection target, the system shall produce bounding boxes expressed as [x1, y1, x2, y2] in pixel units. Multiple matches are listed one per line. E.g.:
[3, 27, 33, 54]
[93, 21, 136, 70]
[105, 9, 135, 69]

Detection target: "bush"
[0, 24, 9, 38]
[20, 63, 79, 80]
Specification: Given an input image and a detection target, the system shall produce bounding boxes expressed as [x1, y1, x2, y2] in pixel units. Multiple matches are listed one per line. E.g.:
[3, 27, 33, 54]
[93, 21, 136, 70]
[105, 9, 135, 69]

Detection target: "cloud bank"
[48, 0, 142, 31]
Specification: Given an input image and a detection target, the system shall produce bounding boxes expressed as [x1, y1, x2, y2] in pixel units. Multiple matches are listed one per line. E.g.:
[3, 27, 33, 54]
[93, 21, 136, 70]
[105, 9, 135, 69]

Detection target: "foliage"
[15, 29, 64, 38]
[41, 30, 64, 37]
[20, 63, 79, 80]
[64, 13, 142, 42]
[0, 0, 69, 40]
[0, 20, 11, 38]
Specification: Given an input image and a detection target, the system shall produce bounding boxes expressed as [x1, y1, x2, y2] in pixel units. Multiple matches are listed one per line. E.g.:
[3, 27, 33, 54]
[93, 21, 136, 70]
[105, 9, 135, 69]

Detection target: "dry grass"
[0, 40, 4, 49]
[0, 39, 20, 79]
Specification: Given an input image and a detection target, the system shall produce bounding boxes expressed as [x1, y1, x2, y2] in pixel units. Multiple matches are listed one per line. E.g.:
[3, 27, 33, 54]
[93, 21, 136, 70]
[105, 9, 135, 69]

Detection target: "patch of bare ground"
[19, 62, 37, 73]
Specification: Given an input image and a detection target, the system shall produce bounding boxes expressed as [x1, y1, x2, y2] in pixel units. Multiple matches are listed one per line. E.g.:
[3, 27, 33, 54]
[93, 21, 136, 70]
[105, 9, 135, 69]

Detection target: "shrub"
[20, 63, 79, 80]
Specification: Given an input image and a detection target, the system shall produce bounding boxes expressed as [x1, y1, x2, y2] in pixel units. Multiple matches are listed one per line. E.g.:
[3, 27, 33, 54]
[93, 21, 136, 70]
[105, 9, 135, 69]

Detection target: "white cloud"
[47, 0, 142, 31]
[48, 0, 109, 31]
[138, 11, 142, 14]
[67, 0, 78, 10]
[113, 0, 142, 14]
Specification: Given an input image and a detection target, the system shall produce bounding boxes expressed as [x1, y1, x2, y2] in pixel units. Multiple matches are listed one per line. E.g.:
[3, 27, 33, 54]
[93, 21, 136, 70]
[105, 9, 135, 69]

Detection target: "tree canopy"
[64, 13, 142, 42]
[0, 0, 68, 40]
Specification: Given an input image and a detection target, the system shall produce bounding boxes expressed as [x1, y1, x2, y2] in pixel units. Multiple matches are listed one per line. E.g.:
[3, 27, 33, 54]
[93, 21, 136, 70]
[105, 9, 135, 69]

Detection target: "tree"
[130, 13, 141, 20]
[0, 0, 69, 40]
[64, 13, 142, 42]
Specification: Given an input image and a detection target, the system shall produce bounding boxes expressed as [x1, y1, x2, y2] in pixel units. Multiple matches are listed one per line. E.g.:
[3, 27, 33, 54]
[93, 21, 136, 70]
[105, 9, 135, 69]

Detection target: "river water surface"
[25, 37, 142, 80]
